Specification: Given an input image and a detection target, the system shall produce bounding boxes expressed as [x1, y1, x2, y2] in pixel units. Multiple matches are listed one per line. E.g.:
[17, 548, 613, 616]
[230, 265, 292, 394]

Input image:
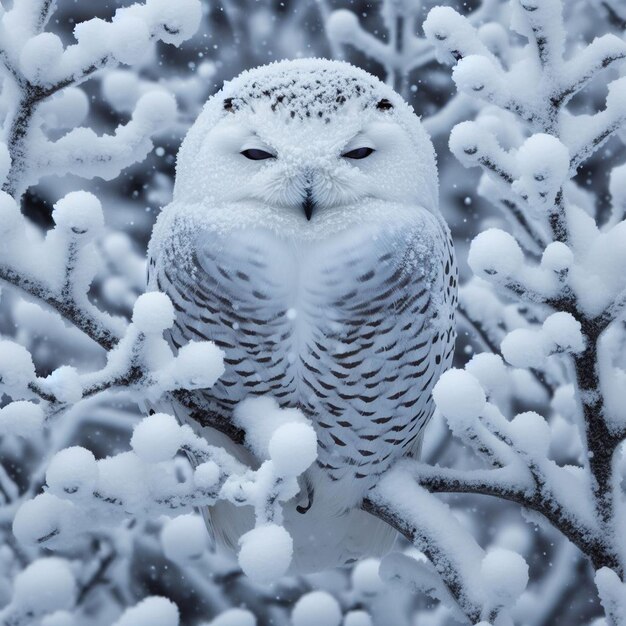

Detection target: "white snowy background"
[1, 0, 626, 625]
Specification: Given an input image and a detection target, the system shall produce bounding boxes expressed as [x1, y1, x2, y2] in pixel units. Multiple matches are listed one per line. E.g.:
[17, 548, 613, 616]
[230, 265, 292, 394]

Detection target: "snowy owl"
[148, 58, 457, 572]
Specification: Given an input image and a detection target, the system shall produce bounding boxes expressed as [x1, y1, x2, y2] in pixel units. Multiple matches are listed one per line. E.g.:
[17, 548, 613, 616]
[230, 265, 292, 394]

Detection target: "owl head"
[170, 59, 438, 238]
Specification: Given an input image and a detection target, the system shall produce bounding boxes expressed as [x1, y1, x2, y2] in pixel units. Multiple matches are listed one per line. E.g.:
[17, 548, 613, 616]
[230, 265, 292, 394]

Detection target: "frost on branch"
[415, 1, 626, 623]
[12, 401, 318, 586]
[0, 0, 201, 197]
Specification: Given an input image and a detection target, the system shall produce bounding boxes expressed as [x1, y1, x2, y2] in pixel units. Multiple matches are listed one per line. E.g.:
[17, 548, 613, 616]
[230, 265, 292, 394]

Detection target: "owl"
[148, 58, 457, 573]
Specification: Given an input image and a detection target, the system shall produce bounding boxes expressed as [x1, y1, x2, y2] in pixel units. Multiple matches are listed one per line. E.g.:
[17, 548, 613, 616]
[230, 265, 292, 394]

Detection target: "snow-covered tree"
[1, 0, 626, 625]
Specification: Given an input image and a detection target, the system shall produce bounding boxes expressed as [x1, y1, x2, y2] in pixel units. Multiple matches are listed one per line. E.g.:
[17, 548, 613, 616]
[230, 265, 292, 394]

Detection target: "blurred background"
[2, 0, 626, 623]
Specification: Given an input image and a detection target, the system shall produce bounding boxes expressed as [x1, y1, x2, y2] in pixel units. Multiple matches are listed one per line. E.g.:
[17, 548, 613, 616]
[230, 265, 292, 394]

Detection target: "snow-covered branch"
[0, 0, 201, 198]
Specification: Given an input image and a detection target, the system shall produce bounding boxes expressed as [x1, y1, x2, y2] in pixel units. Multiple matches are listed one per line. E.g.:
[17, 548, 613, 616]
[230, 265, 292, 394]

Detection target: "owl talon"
[296, 479, 315, 514]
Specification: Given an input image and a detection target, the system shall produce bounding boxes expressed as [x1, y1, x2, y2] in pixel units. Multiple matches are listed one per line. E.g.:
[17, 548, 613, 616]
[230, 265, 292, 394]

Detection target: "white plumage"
[148, 58, 457, 572]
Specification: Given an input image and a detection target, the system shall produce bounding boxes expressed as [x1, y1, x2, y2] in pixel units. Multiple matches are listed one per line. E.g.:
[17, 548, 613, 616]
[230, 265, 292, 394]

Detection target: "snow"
[268, 422, 318, 478]
[39, 88, 89, 130]
[132, 91, 178, 132]
[209, 608, 257, 626]
[112, 597, 180, 626]
[0, 142, 9, 183]
[433, 368, 486, 427]
[46, 446, 98, 498]
[541, 242, 573, 273]
[51, 191, 104, 236]
[194, 460, 221, 490]
[481, 548, 528, 607]
[234, 397, 311, 461]
[142, 0, 203, 46]
[130, 413, 184, 463]
[13, 558, 76, 615]
[513, 134, 570, 207]
[351, 558, 383, 596]
[465, 353, 508, 398]
[501, 329, 547, 369]
[108, 16, 151, 66]
[161, 514, 208, 561]
[132, 292, 176, 334]
[164, 340, 225, 389]
[0, 340, 36, 397]
[343, 611, 373, 626]
[542, 312, 584, 354]
[19, 32, 64, 84]
[509, 412, 551, 458]
[468, 229, 524, 278]
[325, 10, 360, 43]
[291, 591, 342, 626]
[0, 401, 44, 438]
[41, 612, 78, 626]
[41, 366, 82, 404]
[237, 523, 293, 584]
[12, 493, 75, 546]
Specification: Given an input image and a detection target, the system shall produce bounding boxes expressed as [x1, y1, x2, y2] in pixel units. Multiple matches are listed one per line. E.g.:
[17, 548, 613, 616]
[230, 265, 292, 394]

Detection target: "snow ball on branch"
[238, 523, 293, 583]
[423, 7, 477, 64]
[465, 353, 508, 397]
[542, 312, 584, 354]
[161, 514, 208, 562]
[352, 558, 384, 596]
[109, 15, 151, 65]
[0, 340, 36, 397]
[131, 413, 183, 463]
[132, 292, 175, 334]
[448, 121, 484, 165]
[469, 229, 524, 278]
[509, 411, 551, 457]
[52, 191, 104, 237]
[501, 328, 546, 368]
[170, 340, 225, 389]
[144, 0, 203, 46]
[209, 608, 257, 626]
[19, 33, 64, 84]
[0, 401, 44, 438]
[102, 70, 143, 113]
[194, 460, 221, 490]
[133, 91, 178, 133]
[112, 596, 179, 626]
[13, 493, 75, 546]
[325, 10, 360, 43]
[344, 611, 373, 626]
[96, 452, 150, 508]
[42, 366, 82, 404]
[268, 422, 317, 478]
[516, 134, 569, 185]
[234, 396, 310, 460]
[481, 548, 529, 607]
[47, 447, 98, 498]
[291, 591, 342, 626]
[541, 242, 573, 273]
[433, 368, 486, 428]
[40, 88, 90, 130]
[13, 558, 76, 616]
[452, 55, 502, 98]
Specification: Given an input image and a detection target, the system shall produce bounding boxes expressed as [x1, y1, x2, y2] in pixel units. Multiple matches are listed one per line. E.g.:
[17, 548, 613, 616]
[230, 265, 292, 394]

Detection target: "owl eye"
[342, 147, 375, 159]
[241, 148, 276, 160]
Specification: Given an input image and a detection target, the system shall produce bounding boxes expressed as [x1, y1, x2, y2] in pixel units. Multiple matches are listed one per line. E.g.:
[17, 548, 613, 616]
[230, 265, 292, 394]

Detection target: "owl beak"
[302, 187, 315, 221]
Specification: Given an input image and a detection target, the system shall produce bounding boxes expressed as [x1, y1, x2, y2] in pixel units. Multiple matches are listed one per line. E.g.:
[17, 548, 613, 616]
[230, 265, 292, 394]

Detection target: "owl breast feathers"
[147, 58, 457, 572]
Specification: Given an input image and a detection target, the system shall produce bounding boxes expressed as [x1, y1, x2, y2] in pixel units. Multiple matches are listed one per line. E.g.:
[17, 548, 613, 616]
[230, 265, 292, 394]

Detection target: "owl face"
[172, 59, 439, 239]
